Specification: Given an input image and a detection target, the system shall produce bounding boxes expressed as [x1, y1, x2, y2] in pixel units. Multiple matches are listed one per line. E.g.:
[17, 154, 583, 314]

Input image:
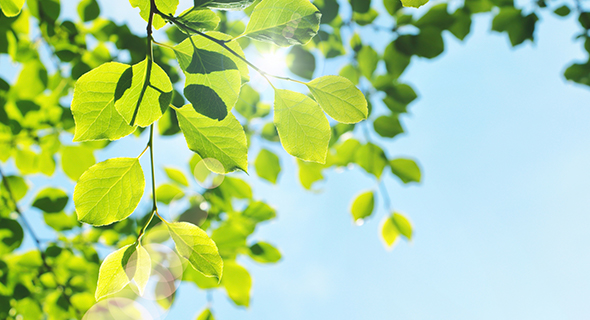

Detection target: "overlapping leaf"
[243, 0, 322, 47]
[129, 0, 178, 29]
[95, 243, 151, 300]
[194, 0, 255, 10]
[0, 0, 25, 17]
[167, 221, 223, 280]
[114, 59, 173, 127]
[71, 62, 136, 142]
[174, 33, 247, 120]
[177, 7, 220, 32]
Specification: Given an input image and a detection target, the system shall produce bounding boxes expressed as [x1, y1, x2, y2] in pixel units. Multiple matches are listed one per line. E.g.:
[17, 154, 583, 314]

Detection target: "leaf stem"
[130, 0, 157, 127]
[152, 38, 174, 50]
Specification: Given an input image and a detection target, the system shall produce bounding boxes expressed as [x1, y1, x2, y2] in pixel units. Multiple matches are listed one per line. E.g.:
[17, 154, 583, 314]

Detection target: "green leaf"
[219, 177, 252, 199]
[177, 8, 220, 32]
[196, 308, 215, 320]
[261, 122, 279, 142]
[564, 62, 590, 86]
[491, 8, 537, 46]
[553, 5, 570, 17]
[71, 62, 136, 142]
[358, 46, 378, 79]
[350, 0, 370, 13]
[383, 41, 411, 79]
[390, 158, 421, 183]
[61, 146, 96, 181]
[164, 167, 189, 187]
[381, 212, 413, 248]
[248, 242, 281, 263]
[235, 84, 268, 119]
[77, 0, 100, 22]
[167, 221, 223, 280]
[414, 3, 454, 30]
[132, 244, 151, 296]
[350, 191, 374, 221]
[114, 59, 173, 127]
[0, 218, 23, 255]
[175, 104, 248, 174]
[184, 266, 220, 289]
[32, 187, 68, 213]
[414, 27, 444, 58]
[222, 261, 251, 307]
[194, 0, 256, 10]
[273, 89, 330, 163]
[129, 0, 178, 29]
[286, 46, 316, 80]
[0, 0, 25, 17]
[43, 212, 79, 231]
[254, 149, 281, 184]
[174, 33, 246, 120]
[73, 157, 145, 226]
[307, 75, 368, 124]
[314, 0, 339, 24]
[449, 8, 472, 41]
[15, 148, 39, 175]
[297, 158, 324, 189]
[401, 0, 428, 8]
[242, 201, 276, 222]
[243, 0, 322, 47]
[13, 60, 47, 100]
[156, 183, 185, 204]
[95, 243, 151, 300]
[373, 114, 404, 138]
[355, 143, 387, 179]
[0, 175, 27, 201]
[353, 8, 378, 26]
[339, 64, 360, 85]
[335, 138, 360, 166]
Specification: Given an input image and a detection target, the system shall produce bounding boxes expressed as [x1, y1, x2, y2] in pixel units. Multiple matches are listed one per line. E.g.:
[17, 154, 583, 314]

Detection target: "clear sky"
[2, 0, 590, 319]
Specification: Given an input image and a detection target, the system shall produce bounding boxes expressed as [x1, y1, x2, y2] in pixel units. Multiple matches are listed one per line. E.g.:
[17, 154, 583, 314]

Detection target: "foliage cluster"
[0, 0, 587, 318]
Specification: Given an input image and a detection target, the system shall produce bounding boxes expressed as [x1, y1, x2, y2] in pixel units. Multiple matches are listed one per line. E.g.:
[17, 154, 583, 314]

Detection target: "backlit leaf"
[114, 59, 173, 127]
[248, 242, 281, 263]
[95, 243, 151, 300]
[167, 221, 223, 280]
[381, 212, 413, 248]
[254, 148, 281, 184]
[194, 0, 256, 10]
[71, 62, 136, 142]
[74, 157, 145, 226]
[0, 0, 25, 17]
[61, 146, 95, 181]
[175, 104, 248, 173]
[389, 158, 421, 183]
[350, 191, 374, 221]
[307, 75, 368, 124]
[174, 33, 246, 120]
[244, 0, 321, 47]
[222, 261, 251, 307]
[273, 89, 330, 163]
[177, 8, 220, 32]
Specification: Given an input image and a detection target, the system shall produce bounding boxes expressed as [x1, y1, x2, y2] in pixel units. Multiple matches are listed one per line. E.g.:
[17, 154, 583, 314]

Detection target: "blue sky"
[2, 0, 590, 319]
